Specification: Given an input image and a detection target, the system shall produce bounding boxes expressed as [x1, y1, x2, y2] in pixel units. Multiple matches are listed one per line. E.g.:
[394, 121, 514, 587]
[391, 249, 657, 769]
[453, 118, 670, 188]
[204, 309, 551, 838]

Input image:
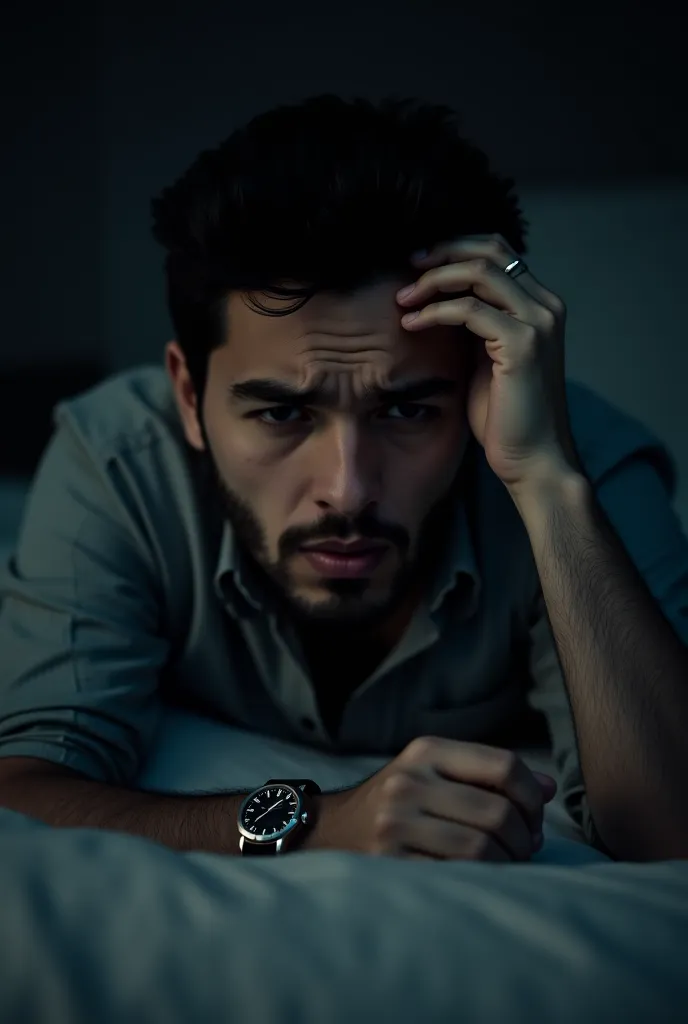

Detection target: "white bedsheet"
[0, 707, 686, 1024]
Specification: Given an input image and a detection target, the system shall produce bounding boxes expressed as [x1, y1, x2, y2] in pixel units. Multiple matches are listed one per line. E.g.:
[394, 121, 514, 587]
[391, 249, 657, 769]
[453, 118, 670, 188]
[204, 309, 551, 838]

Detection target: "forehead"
[215, 280, 465, 384]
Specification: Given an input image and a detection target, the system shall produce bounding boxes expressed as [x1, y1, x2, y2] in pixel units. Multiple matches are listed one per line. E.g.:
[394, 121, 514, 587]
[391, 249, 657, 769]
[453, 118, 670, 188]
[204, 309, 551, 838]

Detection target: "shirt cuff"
[0, 740, 111, 782]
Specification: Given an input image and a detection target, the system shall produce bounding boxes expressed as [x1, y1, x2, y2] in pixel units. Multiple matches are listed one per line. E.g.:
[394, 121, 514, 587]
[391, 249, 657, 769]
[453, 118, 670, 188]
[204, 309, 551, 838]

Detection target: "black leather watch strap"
[241, 841, 279, 856]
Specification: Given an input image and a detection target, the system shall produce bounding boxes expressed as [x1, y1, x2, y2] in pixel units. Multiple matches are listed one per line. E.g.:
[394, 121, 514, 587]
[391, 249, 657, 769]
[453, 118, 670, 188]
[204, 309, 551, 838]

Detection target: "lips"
[299, 539, 388, 579]
[301, 539, 385, 554]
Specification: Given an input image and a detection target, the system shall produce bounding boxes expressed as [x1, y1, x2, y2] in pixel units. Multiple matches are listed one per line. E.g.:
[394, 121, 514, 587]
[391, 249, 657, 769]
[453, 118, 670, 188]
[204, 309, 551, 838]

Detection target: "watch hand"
[254, 799, 284, 823]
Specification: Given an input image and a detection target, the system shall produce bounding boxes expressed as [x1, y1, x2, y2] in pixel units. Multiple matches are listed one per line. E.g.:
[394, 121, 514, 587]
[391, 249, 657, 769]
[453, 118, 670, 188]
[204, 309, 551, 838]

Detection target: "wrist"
[508, 461, 591, 522]
[300, 788, 353, 852]
[223, 793, 249, 855]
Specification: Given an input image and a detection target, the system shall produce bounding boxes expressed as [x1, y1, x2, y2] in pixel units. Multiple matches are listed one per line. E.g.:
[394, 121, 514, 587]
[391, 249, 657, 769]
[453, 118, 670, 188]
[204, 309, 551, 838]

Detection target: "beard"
[197, 426, 464, 627]
[217, 482, 459, 629]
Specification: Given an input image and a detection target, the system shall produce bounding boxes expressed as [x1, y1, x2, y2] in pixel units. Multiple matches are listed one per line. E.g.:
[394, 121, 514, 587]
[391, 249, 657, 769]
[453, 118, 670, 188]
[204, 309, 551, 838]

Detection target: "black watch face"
[241, 786, 299, 840]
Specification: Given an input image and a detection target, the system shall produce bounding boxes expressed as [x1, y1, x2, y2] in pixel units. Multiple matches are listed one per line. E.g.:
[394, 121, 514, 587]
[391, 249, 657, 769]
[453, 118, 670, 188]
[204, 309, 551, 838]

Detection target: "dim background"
[1, 0, 687, 556]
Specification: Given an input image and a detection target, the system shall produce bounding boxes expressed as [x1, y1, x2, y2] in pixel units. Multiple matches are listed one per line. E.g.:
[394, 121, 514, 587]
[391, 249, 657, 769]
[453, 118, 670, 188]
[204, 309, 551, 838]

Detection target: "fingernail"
[411, 249, 429, 261]
[397, 284, 415, 300]
[533, 771, 556, 787]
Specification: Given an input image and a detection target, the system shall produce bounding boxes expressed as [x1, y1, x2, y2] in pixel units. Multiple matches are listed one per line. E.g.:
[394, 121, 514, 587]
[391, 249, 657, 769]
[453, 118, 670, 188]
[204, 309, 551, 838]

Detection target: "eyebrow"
[228, 375, 459, 407]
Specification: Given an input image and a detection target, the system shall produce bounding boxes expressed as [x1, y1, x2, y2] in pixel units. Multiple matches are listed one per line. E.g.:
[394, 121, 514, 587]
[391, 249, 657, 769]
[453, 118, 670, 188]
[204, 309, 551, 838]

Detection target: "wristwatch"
[237, 779, 321, 855]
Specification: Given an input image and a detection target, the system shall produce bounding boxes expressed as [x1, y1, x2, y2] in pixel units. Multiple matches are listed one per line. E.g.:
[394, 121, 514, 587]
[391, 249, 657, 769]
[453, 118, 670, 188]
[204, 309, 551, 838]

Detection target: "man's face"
[170, 278, 470, 625]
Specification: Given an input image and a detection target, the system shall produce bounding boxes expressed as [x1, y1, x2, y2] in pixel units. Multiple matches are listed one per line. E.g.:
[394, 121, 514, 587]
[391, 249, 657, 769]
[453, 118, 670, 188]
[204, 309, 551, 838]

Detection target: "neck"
[295, 577, 424, 685]
[300, 588, 419, 645]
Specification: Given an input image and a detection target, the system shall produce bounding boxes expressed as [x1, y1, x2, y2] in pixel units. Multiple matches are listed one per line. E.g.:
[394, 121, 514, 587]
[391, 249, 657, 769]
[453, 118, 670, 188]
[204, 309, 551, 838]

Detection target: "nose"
[312, 420, 378, 517]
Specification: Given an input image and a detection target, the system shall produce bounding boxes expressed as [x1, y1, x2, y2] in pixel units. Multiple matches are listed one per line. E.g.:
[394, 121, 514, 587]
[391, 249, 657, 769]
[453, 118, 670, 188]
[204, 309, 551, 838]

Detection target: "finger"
[401, 295, 509, 338]
[402, 817, 512, 863]
[401, 297, 538, 367]
[417, 737, 546, 836]
[422, 777, 535, 862]
[397, 258, 535, 321]
[412, 235, 564, 315]
[532, 771, 558, 801]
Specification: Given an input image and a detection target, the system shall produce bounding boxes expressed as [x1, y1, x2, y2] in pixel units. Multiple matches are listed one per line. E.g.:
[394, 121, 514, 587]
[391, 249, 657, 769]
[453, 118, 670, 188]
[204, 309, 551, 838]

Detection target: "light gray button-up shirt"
[1, 366, 686, 848]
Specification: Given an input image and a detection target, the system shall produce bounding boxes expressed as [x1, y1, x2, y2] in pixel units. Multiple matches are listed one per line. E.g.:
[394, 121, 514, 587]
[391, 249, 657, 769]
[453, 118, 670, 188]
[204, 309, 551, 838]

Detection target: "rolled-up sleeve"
[526, 450, 688, 852]
[0, 422, 167, 784]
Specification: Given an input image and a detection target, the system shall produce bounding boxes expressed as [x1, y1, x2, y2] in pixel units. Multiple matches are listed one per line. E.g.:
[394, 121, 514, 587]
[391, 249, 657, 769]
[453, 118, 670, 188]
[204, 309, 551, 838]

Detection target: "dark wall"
[1, 1, 104, 369]
[1, 0, 686, 475]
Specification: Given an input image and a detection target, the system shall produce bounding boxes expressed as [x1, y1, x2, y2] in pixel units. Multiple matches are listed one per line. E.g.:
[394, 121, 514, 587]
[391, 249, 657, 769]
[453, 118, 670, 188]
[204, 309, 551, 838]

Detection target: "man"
[1, 94, 687, 863]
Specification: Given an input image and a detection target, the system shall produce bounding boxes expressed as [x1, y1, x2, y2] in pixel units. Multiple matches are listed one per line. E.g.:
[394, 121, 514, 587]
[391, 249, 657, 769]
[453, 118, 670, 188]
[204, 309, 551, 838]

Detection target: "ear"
[164, 341, 205, 451]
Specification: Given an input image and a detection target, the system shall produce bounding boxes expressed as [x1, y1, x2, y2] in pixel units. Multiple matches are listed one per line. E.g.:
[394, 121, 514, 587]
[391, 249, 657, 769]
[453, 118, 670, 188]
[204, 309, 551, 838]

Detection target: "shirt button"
[300, 716, 317, 731]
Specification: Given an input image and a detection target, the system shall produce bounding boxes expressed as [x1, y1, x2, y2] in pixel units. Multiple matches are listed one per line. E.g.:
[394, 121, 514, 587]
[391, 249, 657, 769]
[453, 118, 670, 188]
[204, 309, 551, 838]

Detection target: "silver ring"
[504, 258, 528, 278]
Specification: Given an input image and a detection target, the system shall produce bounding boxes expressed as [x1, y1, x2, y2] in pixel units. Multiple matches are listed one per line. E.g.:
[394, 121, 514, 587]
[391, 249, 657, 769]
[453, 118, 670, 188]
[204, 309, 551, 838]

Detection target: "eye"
[254, 406, 308, 426]
[382, 403, 438, 422]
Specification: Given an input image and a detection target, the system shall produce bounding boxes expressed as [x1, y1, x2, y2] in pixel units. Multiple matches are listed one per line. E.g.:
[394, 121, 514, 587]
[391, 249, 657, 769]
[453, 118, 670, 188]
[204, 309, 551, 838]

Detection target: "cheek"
[221, 424, 279, 468]
[212, 428, 300, 525]
[410, 442, 460, 499]
[211, 419, 289, 486]
[387, 427, 466, 520]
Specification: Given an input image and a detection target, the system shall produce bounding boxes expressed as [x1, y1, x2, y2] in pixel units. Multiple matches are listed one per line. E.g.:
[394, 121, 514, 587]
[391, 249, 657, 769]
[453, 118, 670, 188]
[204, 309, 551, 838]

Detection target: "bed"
[0, 706, 686, 1024]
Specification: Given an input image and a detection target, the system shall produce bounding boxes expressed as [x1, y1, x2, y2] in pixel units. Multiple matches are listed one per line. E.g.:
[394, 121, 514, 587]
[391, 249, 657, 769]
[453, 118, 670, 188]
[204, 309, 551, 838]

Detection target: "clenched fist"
[318, 736, 557, 862]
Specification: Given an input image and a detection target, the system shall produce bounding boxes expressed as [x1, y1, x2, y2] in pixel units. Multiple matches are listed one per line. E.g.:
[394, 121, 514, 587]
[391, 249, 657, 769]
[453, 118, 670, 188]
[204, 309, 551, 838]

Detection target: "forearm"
[512, 469, 688, 861]
[0, 761, 347, 855]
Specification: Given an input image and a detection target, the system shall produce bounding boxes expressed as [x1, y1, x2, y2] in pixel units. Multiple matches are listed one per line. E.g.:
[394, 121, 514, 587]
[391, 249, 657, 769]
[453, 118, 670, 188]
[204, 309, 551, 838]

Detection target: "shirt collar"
[426, 491, 481, 618]
[213, 519, 266, 617]
[415, 430, 482, 619]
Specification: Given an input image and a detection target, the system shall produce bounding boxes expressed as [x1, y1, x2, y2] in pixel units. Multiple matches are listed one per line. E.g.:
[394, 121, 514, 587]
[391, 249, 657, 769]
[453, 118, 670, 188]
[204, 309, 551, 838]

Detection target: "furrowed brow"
[228, 375, 458, 406]
[371, 377, 458, 403]
[229, 379, 321, 405]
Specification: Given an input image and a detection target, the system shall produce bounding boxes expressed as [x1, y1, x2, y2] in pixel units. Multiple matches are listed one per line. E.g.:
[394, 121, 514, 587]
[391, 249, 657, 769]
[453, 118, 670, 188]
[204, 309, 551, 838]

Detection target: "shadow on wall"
[0, 363, 106, 478]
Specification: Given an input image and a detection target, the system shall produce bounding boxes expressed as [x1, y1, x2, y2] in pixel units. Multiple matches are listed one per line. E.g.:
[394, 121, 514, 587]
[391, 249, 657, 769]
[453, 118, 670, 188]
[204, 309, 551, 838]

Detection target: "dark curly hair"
[151, 93, 529, 400]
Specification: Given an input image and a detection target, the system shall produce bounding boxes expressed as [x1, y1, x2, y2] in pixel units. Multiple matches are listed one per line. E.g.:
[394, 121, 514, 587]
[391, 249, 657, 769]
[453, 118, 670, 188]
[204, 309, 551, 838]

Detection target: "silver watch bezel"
[237, 783, 304, 846]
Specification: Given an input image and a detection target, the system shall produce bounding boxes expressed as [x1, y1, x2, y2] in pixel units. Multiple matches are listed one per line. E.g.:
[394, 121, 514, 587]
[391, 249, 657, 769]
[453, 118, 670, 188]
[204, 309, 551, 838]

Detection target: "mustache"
[278, 511, 410, 559]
